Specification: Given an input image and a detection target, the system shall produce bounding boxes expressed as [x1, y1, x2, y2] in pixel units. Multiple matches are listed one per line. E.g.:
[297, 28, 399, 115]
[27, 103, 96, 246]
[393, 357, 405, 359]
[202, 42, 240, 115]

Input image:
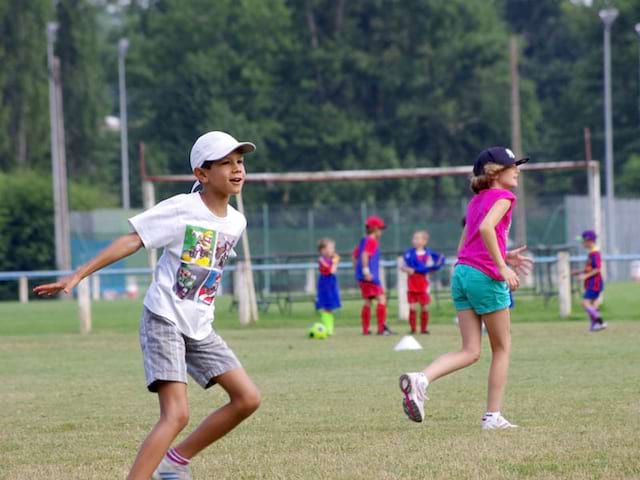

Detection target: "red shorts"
[407, 292, 430, 305]
[359, 282, 384, 299]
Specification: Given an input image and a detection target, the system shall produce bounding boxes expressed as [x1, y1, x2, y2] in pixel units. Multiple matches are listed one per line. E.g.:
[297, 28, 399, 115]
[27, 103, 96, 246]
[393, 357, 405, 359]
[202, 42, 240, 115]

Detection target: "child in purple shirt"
[399, 147, 533, 430]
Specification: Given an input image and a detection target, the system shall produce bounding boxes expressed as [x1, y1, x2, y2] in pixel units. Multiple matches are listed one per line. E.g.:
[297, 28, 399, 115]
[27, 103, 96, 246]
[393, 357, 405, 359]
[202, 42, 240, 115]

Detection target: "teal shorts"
[451, 264, 511, 315]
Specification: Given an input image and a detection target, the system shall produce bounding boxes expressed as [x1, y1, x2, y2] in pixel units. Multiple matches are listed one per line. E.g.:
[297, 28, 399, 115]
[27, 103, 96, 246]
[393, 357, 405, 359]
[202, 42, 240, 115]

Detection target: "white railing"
[3, 254, 640, 304]
[2, 253, 639, 333]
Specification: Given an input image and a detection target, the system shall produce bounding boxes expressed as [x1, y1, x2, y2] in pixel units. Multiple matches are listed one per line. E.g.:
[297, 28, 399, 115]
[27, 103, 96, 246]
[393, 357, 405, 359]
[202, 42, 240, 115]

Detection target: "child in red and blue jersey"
[352, 216, 391, 335]
[401, 230, 445, 334]
[572, 230, 606, 332]
[316, 238, 341, 335]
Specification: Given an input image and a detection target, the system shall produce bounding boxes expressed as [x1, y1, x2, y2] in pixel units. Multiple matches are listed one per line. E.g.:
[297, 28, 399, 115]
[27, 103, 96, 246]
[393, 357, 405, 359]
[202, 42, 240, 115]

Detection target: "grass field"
[1, 284, 640, 479]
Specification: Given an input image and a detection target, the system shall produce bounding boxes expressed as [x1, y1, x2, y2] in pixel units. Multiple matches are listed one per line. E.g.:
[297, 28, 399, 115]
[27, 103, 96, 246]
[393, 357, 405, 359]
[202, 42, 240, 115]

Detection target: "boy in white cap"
[34, 131, 261, 479]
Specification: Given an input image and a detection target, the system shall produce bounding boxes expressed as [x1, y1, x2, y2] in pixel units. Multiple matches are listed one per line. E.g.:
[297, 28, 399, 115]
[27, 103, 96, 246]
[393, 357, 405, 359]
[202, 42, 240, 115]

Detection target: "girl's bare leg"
[482, 308, 511, 412]
[422, 309, 482, 382]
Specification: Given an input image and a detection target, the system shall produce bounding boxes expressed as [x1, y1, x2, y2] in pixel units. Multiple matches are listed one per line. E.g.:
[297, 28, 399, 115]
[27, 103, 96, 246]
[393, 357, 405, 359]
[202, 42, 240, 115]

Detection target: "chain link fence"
[4, 190, 640, 305]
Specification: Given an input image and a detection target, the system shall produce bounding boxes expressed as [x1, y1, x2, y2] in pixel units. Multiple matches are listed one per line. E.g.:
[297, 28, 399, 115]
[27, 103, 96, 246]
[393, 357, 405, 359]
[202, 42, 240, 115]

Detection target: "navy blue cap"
[473, 147, 529, 176]
[578, 230, 597, 241]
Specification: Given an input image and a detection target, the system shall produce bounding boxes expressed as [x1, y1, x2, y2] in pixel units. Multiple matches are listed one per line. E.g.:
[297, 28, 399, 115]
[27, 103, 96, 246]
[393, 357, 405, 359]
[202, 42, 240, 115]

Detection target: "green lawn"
[1, 284, 639, 479]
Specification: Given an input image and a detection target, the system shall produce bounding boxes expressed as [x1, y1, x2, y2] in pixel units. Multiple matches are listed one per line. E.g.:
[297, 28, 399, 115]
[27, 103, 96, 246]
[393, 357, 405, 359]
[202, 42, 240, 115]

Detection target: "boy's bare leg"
[420, 303, 429, 333]
[362, 298, 372, 334]
[175, 367, 260, 459]
[378, 293, 387, 306]
[582, 298, 600, 327]
[483, 308, 511, 412]
[422, 309, 482, 382]
[593, 296, 603, 309]
[127, 382, 189, 480]
[376, 293, 387, 333]
[408, 303, 417, 332]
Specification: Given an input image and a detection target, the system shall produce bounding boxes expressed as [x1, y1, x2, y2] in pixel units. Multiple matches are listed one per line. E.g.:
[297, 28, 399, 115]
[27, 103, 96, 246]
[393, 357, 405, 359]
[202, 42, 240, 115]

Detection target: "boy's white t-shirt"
[128, 193, 246, 340]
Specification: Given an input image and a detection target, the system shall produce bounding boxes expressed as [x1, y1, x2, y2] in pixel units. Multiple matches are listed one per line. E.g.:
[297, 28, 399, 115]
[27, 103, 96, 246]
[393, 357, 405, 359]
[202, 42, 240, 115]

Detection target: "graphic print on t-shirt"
[173, 225, 239, 303]
[198, 269, 222, 305]
[214, 232, 236, 269]
[174, 262, 211, 300]
[180, 226, 217, 267]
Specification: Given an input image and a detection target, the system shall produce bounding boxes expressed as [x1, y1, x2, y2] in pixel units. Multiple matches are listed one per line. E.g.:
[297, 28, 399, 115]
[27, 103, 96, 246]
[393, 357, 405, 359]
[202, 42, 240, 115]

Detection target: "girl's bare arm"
[457, 226, 467, 255]
[479, 199, 520, 289]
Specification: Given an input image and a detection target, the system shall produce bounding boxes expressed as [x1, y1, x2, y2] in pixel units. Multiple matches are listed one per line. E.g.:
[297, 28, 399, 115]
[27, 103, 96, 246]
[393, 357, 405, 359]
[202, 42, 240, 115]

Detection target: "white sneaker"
[151, 454, 192, 480]
[399, 372, 428, 423]
[481, 413, 518, 430]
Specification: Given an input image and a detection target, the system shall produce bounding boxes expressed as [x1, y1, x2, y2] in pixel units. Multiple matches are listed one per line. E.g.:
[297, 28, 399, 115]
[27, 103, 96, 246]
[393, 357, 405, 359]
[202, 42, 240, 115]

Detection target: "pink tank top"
[457, 188, 516, 280]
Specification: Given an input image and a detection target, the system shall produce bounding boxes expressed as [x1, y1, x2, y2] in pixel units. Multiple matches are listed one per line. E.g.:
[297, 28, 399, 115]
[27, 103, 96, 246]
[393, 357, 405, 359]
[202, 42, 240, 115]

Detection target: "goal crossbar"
[139, 147, 602, 322]
[142, 160, 599, 183]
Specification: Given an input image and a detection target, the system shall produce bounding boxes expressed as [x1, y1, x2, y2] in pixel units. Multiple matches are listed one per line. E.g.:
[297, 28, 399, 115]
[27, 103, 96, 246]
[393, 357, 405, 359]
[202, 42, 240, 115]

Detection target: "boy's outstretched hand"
[33, 272, 83, 296]
[506, 245, 533, 277]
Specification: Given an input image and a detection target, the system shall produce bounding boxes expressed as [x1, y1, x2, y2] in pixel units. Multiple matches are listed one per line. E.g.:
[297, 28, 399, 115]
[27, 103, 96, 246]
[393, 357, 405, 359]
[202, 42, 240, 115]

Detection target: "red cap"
[365, 216, 386, 229]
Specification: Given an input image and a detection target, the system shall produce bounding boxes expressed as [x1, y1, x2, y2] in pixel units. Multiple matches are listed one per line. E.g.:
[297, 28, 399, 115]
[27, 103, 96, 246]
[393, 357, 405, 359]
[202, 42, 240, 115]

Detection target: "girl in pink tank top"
[399, 147, 533, 430]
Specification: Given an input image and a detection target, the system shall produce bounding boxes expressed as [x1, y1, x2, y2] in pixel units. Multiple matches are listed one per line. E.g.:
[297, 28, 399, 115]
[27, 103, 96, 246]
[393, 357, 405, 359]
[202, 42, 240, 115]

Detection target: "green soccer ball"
[308, 322, 328, 339]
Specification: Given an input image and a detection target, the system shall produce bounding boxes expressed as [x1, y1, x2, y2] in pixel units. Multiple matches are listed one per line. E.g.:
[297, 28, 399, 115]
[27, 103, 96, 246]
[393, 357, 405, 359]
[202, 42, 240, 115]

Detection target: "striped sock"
[166, 447, 190, 466]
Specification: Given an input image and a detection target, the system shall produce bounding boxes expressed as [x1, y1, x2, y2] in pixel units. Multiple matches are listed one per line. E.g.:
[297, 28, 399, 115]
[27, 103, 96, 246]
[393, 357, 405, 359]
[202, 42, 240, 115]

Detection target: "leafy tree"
[504, 0, 640, 197]
[124, 0, 533, 208]
[270, 0, 533, 207]
[0, 0, 52, 170]
[0, 169, 116, 298]
[3, 0, 640, 213]
[56, 0, 117, 183]
[125, 0, 292, 182]
[619, 153, 640, 196]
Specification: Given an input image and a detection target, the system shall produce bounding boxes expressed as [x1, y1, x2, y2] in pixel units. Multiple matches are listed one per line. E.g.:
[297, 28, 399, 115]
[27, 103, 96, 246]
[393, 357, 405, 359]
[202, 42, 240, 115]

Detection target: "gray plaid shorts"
[139, 306, 241, 392]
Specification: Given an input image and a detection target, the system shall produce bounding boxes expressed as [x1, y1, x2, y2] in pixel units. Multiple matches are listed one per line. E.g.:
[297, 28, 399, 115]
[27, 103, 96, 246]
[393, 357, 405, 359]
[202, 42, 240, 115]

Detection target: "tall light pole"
[509, 36, 527, 246]
[635, 23, 640, 129]
[599, 7, 618, 256]
[47, 21, 71, 273]
[118, 38, 130, 210]
[47, 23, 59, 202]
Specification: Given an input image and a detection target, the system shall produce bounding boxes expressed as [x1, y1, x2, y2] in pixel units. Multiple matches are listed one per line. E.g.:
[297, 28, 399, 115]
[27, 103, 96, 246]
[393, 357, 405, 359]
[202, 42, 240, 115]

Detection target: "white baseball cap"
[189, 131, 256, 170]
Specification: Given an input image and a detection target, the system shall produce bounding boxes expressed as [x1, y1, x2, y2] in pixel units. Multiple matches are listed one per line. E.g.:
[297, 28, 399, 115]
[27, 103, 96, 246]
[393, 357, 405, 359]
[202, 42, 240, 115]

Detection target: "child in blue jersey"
[352, 216, 391, 335]
[401, 230, 445, 334]
[572, 230, 606, 332]
[315, 237, 341, 335]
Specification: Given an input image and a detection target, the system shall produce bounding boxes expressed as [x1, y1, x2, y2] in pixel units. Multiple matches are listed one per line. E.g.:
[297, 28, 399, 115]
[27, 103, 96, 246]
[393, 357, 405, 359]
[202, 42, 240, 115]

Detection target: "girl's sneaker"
[399, 372, 428, 423]
[151, 454, 192, 480]
[481, 413, 518, 430]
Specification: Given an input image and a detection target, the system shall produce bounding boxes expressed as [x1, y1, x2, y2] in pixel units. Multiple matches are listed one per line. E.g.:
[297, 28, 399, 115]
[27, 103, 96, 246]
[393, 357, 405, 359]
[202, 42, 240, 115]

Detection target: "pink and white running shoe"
[399, 372, 428, 423]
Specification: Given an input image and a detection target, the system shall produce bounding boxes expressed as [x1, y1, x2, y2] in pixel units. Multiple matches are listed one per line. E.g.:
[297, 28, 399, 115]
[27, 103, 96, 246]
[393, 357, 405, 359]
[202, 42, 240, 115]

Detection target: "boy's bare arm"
[588, 268, 601, 278]
[581, 268, 601, 280]
[361, 252, 372, 281]
[33, 232, 144, 296]
[400, 257, 415, 274]
[330, 254, 340, 274]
